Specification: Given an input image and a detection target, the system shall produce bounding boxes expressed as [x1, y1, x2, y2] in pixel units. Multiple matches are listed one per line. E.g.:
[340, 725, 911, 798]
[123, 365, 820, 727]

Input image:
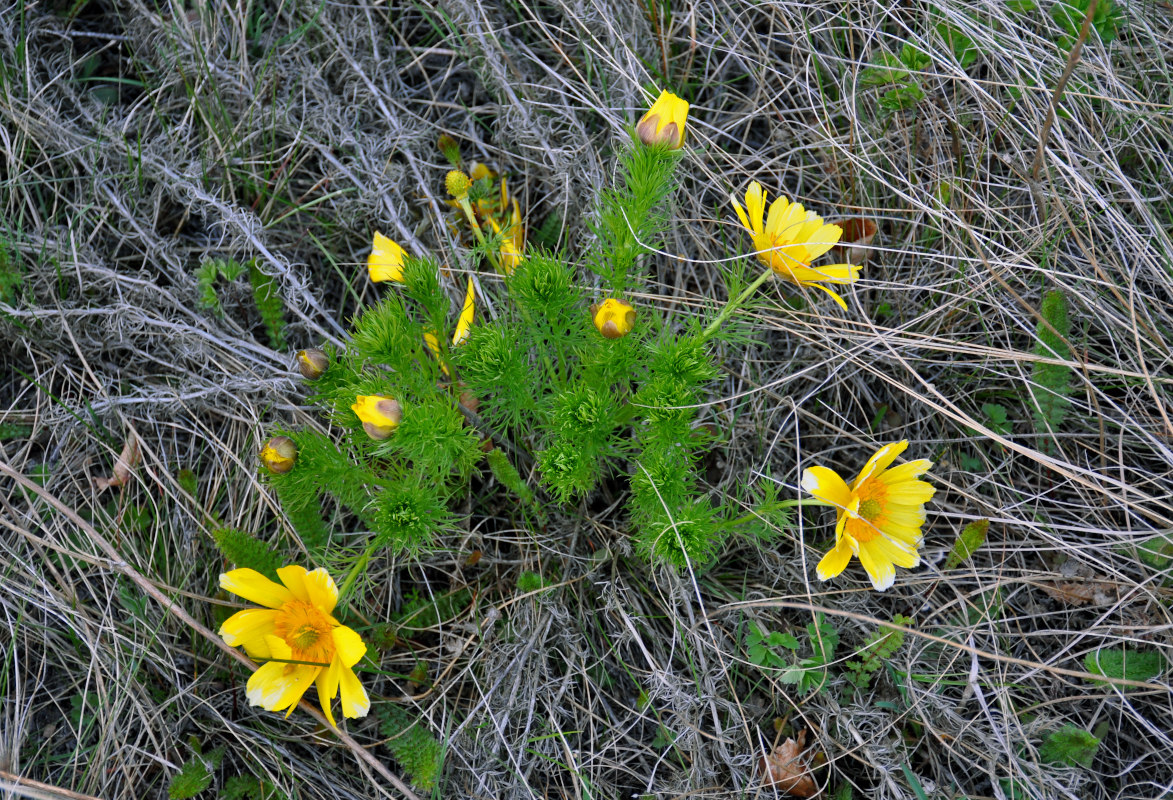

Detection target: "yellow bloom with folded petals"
[351, 395, 402, 440]
[368, 231, 405, 283]
[218, 565, 369, 727]
[259, 436, 297, 474]
[592, 298, 636, 339]
[730, 182, 862, 311]
[453, 277, 475, 346]
[801, 440, 935, 591]
[636, 90, 689, 149]
[491, 211, 524, 275]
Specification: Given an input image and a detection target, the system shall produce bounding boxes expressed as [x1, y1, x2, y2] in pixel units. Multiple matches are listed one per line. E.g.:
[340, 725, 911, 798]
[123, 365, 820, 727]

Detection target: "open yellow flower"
[636, 89, 689, 149]
[731, 182, 861, 311]
[801, 440, 935, 591]
[368, 231, 405, 283]
[218, 566, 369, 727]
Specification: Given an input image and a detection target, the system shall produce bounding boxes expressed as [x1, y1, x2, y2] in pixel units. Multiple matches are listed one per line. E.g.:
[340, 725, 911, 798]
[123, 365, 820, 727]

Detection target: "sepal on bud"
[259, 436, 297, 474]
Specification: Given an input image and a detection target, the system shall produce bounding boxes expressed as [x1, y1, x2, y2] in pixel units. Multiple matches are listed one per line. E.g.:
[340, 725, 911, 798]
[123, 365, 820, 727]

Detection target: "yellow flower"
[491, 204, 524, 275]
[368, 231, 405, 283]
[591, 298, 636, 339]
[636, 89, 689, 149]
[453, 277, 475, 346]
[259, 436, 297, 474]
[730, 182, 861, 311]
[351, 395, 402, 440]
[801, 440, 935, 591]
[218, 566, 369, 727]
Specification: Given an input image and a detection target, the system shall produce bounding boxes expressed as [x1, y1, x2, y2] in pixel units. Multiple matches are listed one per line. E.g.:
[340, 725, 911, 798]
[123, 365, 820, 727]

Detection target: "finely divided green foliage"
[248, 260, 287, 351]
[485, 447, 535, 506]
[538, 381, 621, 502]
[372, 478, 454, 554]
[589, 142, 683, 294]
[1029, 290, 1074, 438]
[844, 614, 912, 689]
[376, 705, 445, 791]
[210, 528, 282, 580]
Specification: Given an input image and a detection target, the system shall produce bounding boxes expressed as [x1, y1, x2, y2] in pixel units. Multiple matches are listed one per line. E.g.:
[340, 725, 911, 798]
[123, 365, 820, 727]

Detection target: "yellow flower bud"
[446, 170, 471, 200]
[295, 348, 329, 380]
[351, 395, 403, 440]
[368, 231, 405, 283]
[635, 90, 689, 149]
[260, 436, 297, 474]
[437, 133, 461, 166]
[591, 298, 636, 339]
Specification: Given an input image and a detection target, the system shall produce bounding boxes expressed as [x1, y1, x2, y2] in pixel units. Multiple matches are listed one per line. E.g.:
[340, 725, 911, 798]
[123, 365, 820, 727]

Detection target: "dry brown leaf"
[759, 729, 817, 797]
[830, 217, 878, 264]
[94, 435, 140, 492]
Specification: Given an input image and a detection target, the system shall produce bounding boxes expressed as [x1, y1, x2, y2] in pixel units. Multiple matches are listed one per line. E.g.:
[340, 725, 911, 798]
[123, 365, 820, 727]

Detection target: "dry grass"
[2, 0, 1172, 798]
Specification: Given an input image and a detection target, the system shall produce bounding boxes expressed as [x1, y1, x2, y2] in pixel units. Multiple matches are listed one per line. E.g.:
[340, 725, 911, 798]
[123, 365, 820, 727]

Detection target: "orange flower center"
[273, 600, 335, 664]
[847, 481, 888, 543]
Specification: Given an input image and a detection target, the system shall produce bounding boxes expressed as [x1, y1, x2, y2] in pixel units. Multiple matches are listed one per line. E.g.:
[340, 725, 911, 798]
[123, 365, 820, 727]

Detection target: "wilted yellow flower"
[490, 204, 524, 274]
[636, 89, 689, 149]
[218, 566, 369, 727]
[351, 395, 403, 440]
[260, 436, 297, 474]
[446, 169, 471, 200]
[592, 298, 636, 339]
[296, 348, 329, 381]
[368, 231, 405, 283]
[453, 277, 475, 346]
[731, 182, 861, 311]
[802, 440, 935, 591]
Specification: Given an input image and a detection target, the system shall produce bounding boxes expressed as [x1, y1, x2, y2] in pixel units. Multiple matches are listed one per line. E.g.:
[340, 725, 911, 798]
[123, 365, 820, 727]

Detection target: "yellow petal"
[764, 196, 790, 239]
[453, 277, 475, 346]
[368, 231, 405, 283]
[316, 658, 342, 727]
[730, 195, 752, 233]
[802, 223, 843, 260]
[332, 625, 367, 668]
[884, 479, 937, 506]
[745, 182, 765, 235]
[877, 460, 933, 484]
[801, 466, 851, 510]
[338, 665, 371, 718]
[221, 569, 295, 609]
[816, 538, 854, 580]
[857, 540, 896, 591]
[806, 263, 861, 284]
[219, 608, 277, 648]
[835, 496, 859, 546]
[873, 535, 921, 569]
[302, 568, 339, 614]
[276, 565, 310, 603]
[277, 665, 322, 717]
[804, 280, 849, 311]
[851, 441, 909, 490]
[246, 635, 295, 709]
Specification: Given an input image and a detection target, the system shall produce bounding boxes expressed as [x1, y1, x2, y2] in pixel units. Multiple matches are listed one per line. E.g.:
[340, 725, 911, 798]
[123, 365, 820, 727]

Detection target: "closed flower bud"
[635, 90, 689, 149]
[260, 436, 297, 474]
[295, 348, 329, 380]
[437, 133, 461, 166]
[352, 395, 403, 440]
[446, 170, 471, 200]
[591, 298, 636, 339]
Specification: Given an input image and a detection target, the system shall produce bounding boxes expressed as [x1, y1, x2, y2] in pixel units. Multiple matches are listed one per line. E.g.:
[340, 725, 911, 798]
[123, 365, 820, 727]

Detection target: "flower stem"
[729, 496, 829, 527]
[700, 267, 774, 341]
[337, 542, 376, 605]
[457, 196, 502, 272]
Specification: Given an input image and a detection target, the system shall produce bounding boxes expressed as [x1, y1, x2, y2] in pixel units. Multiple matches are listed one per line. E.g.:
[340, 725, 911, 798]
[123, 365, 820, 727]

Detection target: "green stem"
[457, 196, 502, 273]
[730, 496, 828, 527]
[700, 267, 774, 341]
[337, 542, 377, 605]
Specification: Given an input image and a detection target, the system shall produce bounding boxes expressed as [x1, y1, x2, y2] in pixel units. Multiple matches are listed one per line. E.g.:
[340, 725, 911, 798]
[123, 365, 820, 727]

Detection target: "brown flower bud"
[295, 348, 329, 380]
